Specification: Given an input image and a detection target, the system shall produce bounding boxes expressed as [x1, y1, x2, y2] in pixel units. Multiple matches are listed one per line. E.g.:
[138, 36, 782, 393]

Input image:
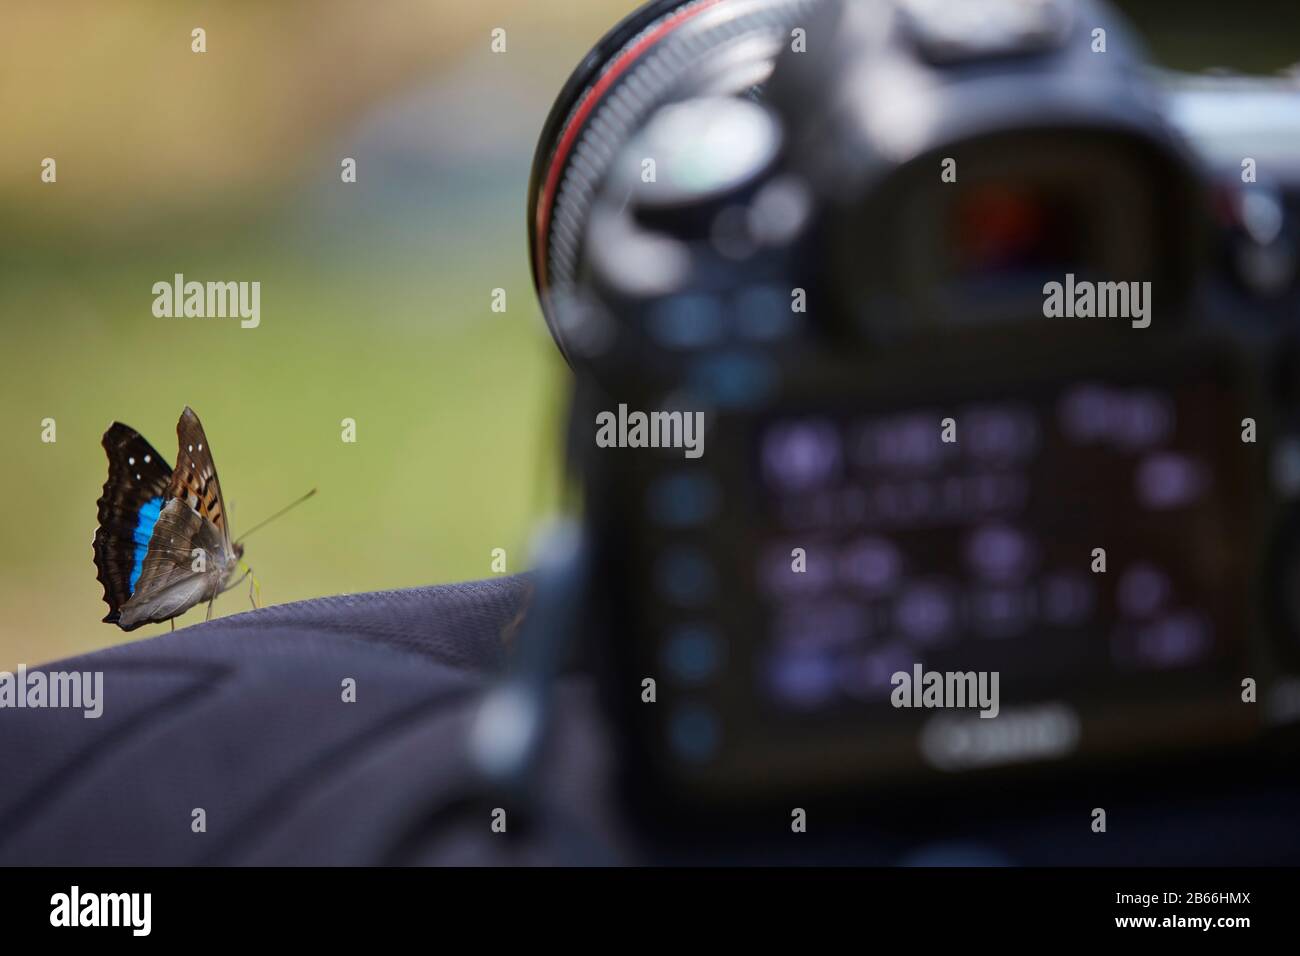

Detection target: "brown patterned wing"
[168, 406, 232, 544]
[116, 498, 228, 631]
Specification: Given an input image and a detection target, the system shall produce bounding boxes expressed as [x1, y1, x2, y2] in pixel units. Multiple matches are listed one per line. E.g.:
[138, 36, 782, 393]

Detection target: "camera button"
[662, 626, 724, 684]
[688, 352, 777, 407]
[647, 473, 721, 527]
[732, 285, 800, 342]
[656, 547, 718, 606]
[645, 294, 725, 349]
[669, 706, 721, 763]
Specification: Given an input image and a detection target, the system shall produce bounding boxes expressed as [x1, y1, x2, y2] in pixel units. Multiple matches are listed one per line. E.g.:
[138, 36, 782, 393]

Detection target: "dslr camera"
[523, 0, 1300, 830]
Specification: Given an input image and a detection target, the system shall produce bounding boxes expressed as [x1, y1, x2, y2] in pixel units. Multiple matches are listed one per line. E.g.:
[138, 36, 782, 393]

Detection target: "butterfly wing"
[116, 498, 230, 631]
[169, 406, 232, 544]
[93, 423, 174, 625]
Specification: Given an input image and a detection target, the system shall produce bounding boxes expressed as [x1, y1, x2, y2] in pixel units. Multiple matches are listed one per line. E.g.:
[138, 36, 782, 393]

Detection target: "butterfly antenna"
[235, 488, 318, 544]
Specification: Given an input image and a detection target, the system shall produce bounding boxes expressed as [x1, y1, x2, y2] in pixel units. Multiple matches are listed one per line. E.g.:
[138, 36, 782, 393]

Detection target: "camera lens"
[528, 0, 816, 362]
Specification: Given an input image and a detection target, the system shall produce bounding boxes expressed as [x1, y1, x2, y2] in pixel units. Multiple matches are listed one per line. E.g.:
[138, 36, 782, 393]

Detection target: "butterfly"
[93, 407, 251, 631]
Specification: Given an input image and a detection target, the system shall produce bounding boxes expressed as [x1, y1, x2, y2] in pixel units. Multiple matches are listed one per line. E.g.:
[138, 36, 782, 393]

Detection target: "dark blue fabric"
[0, 576, 627, 865]
[4, 575, 1298, 865]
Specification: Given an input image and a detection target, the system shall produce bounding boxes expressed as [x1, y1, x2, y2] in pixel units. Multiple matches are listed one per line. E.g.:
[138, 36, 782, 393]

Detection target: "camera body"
[528, 0, 1300, 823]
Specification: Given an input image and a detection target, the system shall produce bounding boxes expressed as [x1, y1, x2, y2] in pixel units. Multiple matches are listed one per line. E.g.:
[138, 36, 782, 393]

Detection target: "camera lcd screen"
[720, 366, 1256, 785]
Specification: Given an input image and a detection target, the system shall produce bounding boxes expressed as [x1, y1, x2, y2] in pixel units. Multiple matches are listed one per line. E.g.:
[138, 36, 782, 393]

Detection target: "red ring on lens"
[533, 0, 727, 290]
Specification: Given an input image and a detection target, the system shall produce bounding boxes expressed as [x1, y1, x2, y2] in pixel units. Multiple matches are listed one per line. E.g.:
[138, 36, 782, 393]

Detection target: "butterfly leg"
[225, 566, 257, 609]
[170, 619, 175, 633]
[205, 596, 215, 621]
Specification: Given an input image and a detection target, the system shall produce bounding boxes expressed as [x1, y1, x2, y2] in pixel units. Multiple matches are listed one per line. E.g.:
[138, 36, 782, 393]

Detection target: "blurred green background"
[1, 0, 1295, 670]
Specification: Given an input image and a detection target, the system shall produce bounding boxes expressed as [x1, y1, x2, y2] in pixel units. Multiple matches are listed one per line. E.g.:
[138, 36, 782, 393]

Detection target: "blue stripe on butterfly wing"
[128, 497, 165, 594]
